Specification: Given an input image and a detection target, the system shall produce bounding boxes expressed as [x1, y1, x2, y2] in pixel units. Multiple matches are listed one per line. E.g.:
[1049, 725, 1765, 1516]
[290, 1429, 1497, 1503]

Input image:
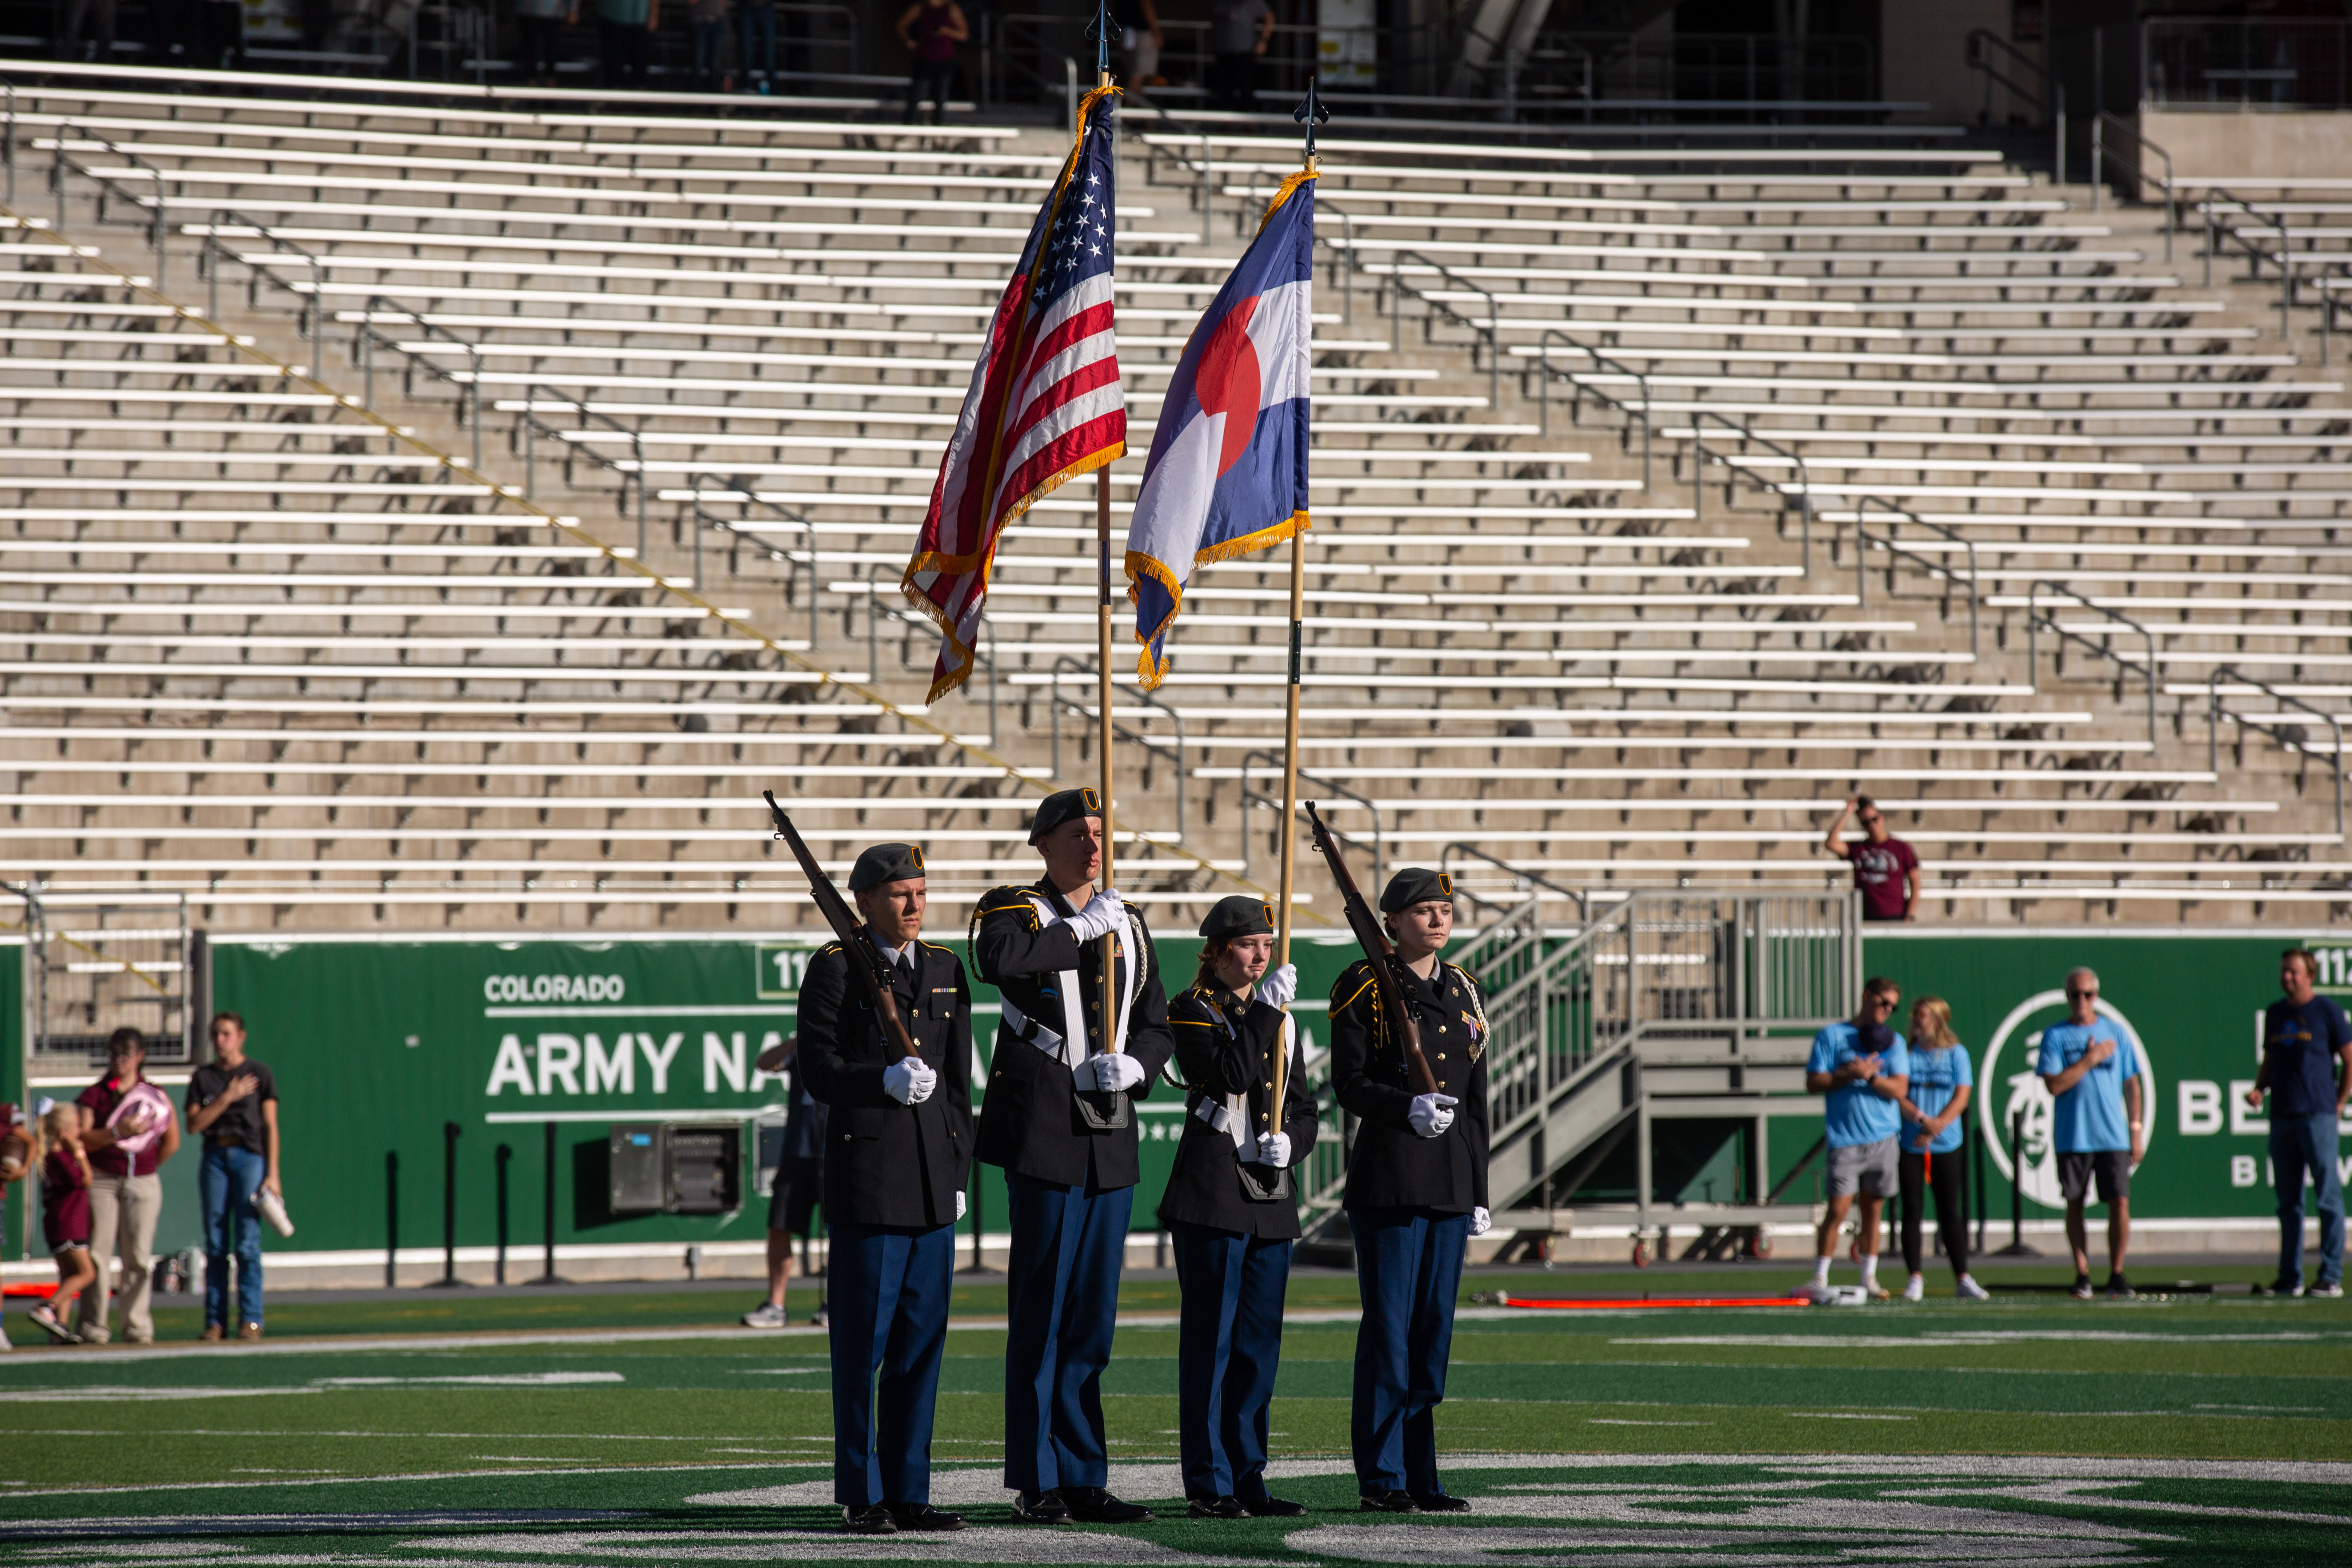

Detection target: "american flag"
[901, 87, 1126, 703]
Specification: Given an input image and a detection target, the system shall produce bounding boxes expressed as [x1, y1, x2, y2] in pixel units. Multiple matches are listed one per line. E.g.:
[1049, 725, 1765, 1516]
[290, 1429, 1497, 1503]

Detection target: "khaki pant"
[76, 1171, 162, 1344]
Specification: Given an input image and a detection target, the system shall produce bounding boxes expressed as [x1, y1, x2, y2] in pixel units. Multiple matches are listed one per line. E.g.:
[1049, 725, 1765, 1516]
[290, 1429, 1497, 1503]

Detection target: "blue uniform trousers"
[1002, 1170, 1134, 1491]
[827, 1219, 954, 1507]
[1170, 1221, 1291, 1501]
[1350, 1206, 1469, 1496]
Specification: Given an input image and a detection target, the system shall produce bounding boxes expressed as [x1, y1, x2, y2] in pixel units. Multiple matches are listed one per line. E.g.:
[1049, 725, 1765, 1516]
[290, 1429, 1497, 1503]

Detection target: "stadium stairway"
[3, 72, 2349, 959]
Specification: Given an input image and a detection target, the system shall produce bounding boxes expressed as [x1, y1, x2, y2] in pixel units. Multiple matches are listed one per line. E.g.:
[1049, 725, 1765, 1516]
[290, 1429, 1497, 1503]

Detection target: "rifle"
[763, 791, 921, 1061]
[1304, 801, 1440, 1097]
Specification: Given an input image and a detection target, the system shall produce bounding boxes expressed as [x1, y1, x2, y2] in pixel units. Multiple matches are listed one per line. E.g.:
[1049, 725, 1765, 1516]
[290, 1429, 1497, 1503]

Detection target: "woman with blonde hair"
[30, 1103, 98, 1342]
[1895, 997, 1989, 1302]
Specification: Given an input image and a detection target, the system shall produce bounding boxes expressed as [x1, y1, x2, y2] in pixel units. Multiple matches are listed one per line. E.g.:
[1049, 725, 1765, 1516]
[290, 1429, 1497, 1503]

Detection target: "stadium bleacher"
[2, 67, 2346, 936]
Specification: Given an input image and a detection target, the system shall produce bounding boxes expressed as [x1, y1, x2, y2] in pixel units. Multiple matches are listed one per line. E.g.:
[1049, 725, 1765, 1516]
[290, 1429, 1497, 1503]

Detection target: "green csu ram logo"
[1979, 990, 2156, 1210]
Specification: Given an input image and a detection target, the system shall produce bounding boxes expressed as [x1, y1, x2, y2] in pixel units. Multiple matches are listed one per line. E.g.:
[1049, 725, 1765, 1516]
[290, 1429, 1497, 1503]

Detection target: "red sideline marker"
[1492, 1293, 1809, 1310]
[1, 1283, 58, 1299]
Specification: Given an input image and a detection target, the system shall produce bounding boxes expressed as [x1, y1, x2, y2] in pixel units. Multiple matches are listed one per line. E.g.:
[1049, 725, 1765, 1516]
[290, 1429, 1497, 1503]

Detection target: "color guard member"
[973, 788, 1175, 1524]
[797, 842, 973, 1535]
[1329, 867, 1490, 1514]
[1160, 895, 1317, 1519]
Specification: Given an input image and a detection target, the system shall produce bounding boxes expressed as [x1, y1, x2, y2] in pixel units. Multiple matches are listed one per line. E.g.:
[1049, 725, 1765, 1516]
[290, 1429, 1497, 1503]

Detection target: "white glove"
[1065, 887, 1128, 943]
[1407, 1092, 1459, 1139]
[1255, 962, 1298, 1010]
[1256, 1131, 1292, 1169]
[956, 1191, 967, 1221]
[1470, 1205, 1492, 1237]
[882, 1059, 936, 1105]
[1077, 1052, 1147, 1094]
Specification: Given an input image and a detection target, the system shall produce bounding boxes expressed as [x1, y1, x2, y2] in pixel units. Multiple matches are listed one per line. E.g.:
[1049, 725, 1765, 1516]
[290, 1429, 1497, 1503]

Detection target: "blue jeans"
[200, 1144, 266, 1328]
[690, 17, 727, 90]
[2271, 1112, 2345, 1290]
[736, 1, 773, 78]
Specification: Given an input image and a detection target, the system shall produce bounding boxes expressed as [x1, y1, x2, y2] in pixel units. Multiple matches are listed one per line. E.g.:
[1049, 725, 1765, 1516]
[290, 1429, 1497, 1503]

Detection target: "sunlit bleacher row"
[1, 72, 2345, 927]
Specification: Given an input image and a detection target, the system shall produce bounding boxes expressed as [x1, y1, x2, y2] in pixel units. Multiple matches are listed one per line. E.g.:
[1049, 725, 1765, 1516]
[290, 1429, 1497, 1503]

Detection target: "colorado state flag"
[1124, 170, 1314, 688]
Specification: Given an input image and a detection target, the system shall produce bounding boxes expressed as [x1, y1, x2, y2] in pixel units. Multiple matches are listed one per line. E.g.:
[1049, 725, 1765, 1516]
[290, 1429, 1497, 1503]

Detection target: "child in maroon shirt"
[30, 1105, 95, 1344]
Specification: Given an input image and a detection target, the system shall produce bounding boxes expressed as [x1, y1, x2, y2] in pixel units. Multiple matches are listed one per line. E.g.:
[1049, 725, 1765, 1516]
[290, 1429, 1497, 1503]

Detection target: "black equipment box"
[608, 1123, 742, 1216]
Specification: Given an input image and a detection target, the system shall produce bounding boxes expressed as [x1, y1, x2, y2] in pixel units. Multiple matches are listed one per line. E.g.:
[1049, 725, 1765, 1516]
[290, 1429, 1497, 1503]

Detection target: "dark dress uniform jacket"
[972, 879, 1176, 1189]
[1158, 982, 1321, 1238]
[797, 937, 974, 1230]
[1329, 957, 1490, 1213]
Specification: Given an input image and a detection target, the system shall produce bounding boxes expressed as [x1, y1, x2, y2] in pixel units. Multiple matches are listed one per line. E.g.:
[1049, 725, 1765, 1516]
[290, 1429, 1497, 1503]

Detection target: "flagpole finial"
[1092, 0, 1114, 84]
[1293, 74, 1329, 166]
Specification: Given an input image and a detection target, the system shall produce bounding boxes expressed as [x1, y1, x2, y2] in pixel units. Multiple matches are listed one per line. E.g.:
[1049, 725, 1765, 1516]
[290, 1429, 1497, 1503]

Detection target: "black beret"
[1378, 866, 1454, 914]
[1027, 787, 1102, 845]
[847, 842, 925, 892]
[1199, 894, 1276, 941]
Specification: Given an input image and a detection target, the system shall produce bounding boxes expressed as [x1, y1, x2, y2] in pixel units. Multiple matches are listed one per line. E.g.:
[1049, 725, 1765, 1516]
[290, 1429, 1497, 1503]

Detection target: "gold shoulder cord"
[1458, 967, 1491, 1061]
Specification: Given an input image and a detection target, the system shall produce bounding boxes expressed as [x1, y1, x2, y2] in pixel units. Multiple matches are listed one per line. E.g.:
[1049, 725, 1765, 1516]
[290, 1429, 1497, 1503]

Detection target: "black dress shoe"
[1062, 1485, 1154, 1523]
[886, 1502, 966, 1531]
[841, 1503, 897, 1534]
[1360, 1490, 1418, 1513]
[1411, 1492, 1471, 1513]
[1188, 1495, 1246, 1520]
[1238, 1494, 1308, 1517]
[1010, 1489, 1072, 1523]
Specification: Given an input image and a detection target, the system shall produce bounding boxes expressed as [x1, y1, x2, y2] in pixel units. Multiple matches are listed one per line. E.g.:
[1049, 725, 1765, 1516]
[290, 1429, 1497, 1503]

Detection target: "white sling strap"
[1193, 1003, 1293, 1162]
[997, 894, 1144, 1070]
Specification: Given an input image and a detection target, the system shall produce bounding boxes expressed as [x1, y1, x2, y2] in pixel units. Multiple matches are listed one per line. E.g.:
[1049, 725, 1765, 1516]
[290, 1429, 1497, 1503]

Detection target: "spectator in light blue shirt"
[1893, 997, 1987, 1303]
[1804, 978, 1910, 1298]
[2036, 967, 2145, 1300]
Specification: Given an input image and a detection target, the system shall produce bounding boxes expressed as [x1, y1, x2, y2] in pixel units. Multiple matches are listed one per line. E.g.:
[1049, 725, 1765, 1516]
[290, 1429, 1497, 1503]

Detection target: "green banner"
[212, 931, 1366, 1256]
[1867, 929, 2344, 1219]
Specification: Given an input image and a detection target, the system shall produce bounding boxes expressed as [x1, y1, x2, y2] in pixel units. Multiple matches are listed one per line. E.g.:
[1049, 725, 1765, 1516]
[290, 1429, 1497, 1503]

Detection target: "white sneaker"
[0, 1318, 11, 1351]
[1901, 1274, 1926, 1302]
[1955, 1275, 1991, 1301]
[740, 1302, 788, 1328]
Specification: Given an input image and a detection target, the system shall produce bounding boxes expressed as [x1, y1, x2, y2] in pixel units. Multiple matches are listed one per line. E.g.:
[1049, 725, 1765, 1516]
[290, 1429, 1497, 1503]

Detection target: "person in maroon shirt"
[30, 1104, 97, 1344]
[73, 1028, 179, 1345]
[1824, 795, 1922, 922]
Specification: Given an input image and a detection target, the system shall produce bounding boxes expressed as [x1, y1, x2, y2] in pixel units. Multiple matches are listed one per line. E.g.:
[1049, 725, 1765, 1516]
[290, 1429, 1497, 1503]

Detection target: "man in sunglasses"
[2038, 967, 2145, 1300]
[1805, 978, 1911, 1299]
[1823, 795, 1921, 922]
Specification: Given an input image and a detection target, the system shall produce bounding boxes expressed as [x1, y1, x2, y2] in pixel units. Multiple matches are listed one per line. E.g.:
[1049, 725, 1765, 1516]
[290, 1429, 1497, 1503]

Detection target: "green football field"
[3, 1262, 2349, 1566]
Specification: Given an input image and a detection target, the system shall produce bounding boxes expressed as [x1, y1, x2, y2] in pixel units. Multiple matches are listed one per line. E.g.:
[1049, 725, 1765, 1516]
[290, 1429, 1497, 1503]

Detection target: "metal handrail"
[1848, 495, 1980, 662]
[1440, 842, 1587, 922]
[2090, 110, 2176, 261]
[1690, 408, 1815, 575]
[1530, 326, 1651, 491]
[1964, 26, 2066, 183]
[1238, 750, 1381, 884]
[2024, 580, 2158, 753]
[1049, 656, 1186, 841]
[2202, 187, 2295, 342]
[2208, 666, 2345, 841]
[1389, 247, 1500, 411]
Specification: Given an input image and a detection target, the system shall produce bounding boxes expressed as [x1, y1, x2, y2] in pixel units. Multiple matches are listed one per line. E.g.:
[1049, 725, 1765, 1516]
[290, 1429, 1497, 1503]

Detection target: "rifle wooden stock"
[1304, 801, 1440, 1098]
[763, 791, 922, 1061]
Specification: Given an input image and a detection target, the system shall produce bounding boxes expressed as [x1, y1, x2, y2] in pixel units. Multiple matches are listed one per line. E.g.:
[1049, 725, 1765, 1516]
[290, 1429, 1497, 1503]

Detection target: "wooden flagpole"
[1272, 78, 1326, 1133]
[1095, 25, 1120, 1058]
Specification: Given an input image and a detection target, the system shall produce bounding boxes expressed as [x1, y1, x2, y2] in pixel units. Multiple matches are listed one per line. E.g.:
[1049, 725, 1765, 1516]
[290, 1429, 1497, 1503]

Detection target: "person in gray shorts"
[1805, 979, 1911, 1299]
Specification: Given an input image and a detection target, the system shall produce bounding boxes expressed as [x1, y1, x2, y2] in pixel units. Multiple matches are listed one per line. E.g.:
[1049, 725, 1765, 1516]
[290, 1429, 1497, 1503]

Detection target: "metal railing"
[1235, 753, 1380, 885]
[1388, 248, 1500, 412]
[1848, 495, 1981, 663]
[1048, 657, 1186, 841]
[1441, 842, 1586, 923]
[2023, 580, 2159, 754]
[2201, 188, 2297, 343]
[2090, 111, 2176, 261]
[2144, 15, 2352, 110]
[2207, 667, 2345, 841]
[1528, 327, 1651, 491]
[1965, 27, 2064, 182]
[1689, 409, 1815, 576]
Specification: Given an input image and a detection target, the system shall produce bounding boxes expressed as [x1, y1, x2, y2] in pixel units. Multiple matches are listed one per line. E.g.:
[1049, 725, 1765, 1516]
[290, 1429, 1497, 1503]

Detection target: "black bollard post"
[384, 1150, 400, 1289]
[531, 1119, 568, 1285]
[1996, 1107, 2040, 1257]
[442, 1114, 463, 1288]
[495, 1142, 513, 1286]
